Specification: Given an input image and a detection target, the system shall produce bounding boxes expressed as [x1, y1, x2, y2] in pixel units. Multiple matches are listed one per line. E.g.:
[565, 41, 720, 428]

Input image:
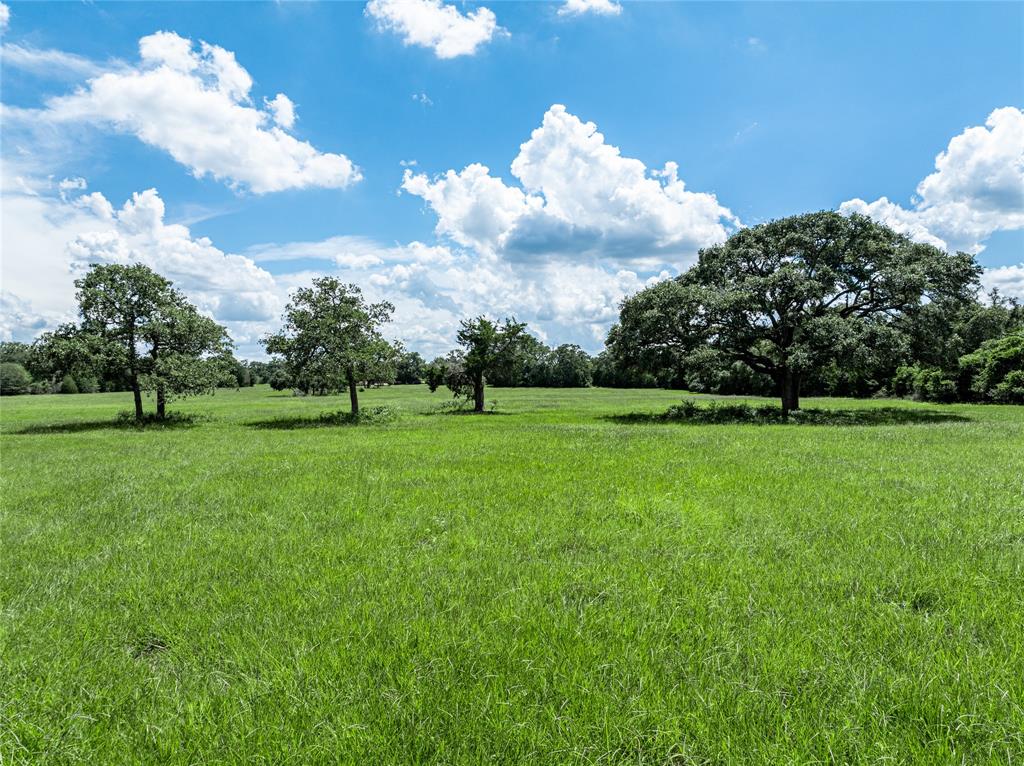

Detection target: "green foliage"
[268, 369, 293, 391]
[424, 358, 448, 393]
[76, 375, 100, 394]
[449, 316, 529, 411]
[395, 350, 426, 384]
[59, 374, 79, 395]
[262, 278, 395, 411]
[0, 362, 33, 395]
[958, 331, 1024, 403]
[0, 341, 34, 367]
[608, 212, 981, 413]
[35, 264, 233, 420]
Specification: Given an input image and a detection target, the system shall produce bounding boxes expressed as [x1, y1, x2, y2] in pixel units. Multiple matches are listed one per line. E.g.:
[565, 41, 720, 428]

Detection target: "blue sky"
[2, 1, 1022, 357]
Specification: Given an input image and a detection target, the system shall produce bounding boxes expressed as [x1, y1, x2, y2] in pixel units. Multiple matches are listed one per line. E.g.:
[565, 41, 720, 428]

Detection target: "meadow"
[2, 385, 1022, 764]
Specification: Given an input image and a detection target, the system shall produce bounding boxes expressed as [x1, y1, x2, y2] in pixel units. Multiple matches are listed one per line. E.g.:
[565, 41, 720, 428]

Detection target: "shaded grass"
[607, 401, 971, 426]
[10, 410, 204, 435]
[1, 386, 1023, 764]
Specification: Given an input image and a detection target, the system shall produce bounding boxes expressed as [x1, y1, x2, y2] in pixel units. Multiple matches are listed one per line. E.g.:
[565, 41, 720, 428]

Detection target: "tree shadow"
[10, 413, 203, 435]
[246, 407, 400, 430]
[604, 405, 970, 427]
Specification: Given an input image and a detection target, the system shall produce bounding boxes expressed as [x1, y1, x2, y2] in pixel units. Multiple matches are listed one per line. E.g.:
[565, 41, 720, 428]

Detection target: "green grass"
[2, 385, 1022, 764]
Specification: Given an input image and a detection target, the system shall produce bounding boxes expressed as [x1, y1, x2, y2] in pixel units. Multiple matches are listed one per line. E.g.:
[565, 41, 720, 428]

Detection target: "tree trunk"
[473, 373, 485, 413]
[347, 369, 359, 414]
[780, 369, 800, 417]
[131, 376, 144, 422]
[156, 383, 166, 419]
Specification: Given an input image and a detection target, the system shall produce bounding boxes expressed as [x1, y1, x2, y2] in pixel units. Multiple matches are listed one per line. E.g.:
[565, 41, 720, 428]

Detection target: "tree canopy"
[608, 212, 981, 414]
[445, 317, 528, 411]
[35, 264, 232, 420]
[262, 278, 395, 413]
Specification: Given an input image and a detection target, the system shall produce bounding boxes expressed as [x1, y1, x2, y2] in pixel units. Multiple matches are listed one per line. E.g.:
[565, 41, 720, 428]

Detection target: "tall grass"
[2, 386, 1022, 764]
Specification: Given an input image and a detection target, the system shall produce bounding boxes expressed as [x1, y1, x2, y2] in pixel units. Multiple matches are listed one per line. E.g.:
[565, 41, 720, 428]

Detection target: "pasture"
[2, 386, 1022, 764]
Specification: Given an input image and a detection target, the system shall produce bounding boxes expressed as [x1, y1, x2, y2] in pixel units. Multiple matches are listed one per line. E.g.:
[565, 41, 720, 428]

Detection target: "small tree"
[0, 363, 32, 395]
[451, 317, 528, 412]
[37, 264, 233, 421]
[609, 212, 980, 414]
[262, 278, 395, 414]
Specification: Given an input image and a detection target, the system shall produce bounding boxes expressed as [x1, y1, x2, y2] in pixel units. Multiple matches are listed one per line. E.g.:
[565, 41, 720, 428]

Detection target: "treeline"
[3, 212, 1022, 416]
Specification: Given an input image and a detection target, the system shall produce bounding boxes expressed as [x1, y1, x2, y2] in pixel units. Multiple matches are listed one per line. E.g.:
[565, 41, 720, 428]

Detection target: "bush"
[958, 331, 1024, 403]
[59, 374, 79, 394]
[269, 370, 293, 391]
[0, 362, 32, 395]
[76, 375, 100, 394]
[890, 365, 957, 403]
[30, 380, 51, 395]
[991, 370, 1024, 404]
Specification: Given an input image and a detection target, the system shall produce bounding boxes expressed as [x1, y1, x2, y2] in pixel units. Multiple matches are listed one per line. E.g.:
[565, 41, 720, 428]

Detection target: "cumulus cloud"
[0, 3, 9, 32]
[366, 0, 504, 59]
[0, 173, 284, 350]
[840, 107, 1024, 254]
[558, 0, 622, 17]
[982, 263, 1024, 300]
[64, 188, 281, 322]
[402, 104, 738, 268]
[16, 31, 360, 193]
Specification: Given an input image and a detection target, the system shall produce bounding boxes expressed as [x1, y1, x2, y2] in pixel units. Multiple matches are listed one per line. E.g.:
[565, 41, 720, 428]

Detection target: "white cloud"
[0, 3, 9, 32]
[64, 188, 281, 322]
[0, 43, 105, 78]
[840, 107, 1024, 254]
[0, 174, 284, 350]
[264, 93, 295, 130]
[982, 263, 1024, 300]
[366, 0, 504, 59]
[412, 92, 433, 106]
[58, 176, 87, 200]
[558, 0, 622, 17]
[402, 104, 738, 268]
[14, 31, 360, 193]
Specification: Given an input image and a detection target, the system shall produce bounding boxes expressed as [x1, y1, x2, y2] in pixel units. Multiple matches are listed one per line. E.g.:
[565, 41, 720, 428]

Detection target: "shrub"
[891, 365, 957, 403]
[59, 374, 79, 394]
[958, 331, 1024, 404]
[29, 380, 51, 395]
[991, 370, 1024, 404]
[0, 362, 32, 395]
[76, 375, 100, 394]
[269, 370, 293, 391]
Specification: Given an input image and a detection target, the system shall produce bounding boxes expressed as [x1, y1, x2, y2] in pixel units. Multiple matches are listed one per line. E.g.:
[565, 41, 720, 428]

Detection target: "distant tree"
[37, 264, 233, 421]
[450, 317, 528, 412]
[549, 344, 593, 387]
[0, 342, 33, 367]
[609, 212, 980, 414]
[269, 369, 293, 391]
[0, 363, 32, 395]
[395, 350, 426, 384]
[424, 357, 449, 393]
[262, 278, 395, 414]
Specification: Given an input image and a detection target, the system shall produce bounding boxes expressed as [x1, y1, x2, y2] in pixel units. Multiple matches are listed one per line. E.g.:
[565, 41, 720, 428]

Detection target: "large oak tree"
[608, 212, 980, 414]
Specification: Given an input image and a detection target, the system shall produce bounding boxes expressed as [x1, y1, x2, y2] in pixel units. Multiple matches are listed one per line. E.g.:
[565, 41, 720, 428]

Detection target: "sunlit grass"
[2, 386, 1022, 764]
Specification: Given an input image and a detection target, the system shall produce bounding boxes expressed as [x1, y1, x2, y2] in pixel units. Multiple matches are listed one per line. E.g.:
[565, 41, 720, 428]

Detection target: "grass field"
[2, 385, 1022, 764]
